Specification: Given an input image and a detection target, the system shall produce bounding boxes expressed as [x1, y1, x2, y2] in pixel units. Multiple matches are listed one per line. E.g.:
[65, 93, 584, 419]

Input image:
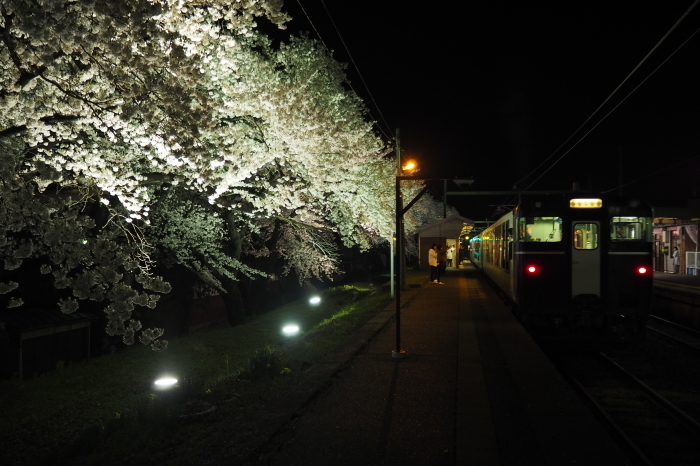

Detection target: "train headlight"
[526, 265, 537, 273]
[637, 266, 648, 274]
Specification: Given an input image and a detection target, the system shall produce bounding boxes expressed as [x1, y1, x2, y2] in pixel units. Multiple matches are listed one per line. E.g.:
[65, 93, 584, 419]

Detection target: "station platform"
[653, 271, 700, 328]
[654, 270, 700, 291]
[253, 264, 631, 465]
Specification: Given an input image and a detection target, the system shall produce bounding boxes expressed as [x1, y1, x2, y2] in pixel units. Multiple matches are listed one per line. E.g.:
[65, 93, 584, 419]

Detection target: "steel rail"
[599, 352, 700, 441]
[649, 314, 700, 339]
[565, 374, 654, 466]
[646, 326, 700, 355]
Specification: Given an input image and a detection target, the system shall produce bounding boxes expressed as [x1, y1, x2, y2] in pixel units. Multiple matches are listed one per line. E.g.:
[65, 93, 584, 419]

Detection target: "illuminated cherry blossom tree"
[1, 0, 421, 349]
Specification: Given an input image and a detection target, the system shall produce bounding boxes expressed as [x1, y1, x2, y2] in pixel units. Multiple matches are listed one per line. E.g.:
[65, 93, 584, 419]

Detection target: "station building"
[653, 199, 700, 275]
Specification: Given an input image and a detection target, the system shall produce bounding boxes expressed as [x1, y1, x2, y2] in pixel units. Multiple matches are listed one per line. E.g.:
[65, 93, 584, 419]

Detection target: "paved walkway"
[252, 265, 629, 465]
[261, 267, 462, 465]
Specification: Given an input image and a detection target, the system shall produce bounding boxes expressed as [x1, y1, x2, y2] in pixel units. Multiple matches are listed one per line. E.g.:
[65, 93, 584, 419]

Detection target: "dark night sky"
[278, 1, 700, 219]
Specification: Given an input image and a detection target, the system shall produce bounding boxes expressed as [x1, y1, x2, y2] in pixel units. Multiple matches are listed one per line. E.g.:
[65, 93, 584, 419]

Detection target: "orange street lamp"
[402, 160, 417, 171]
[394, 151, 418, 359]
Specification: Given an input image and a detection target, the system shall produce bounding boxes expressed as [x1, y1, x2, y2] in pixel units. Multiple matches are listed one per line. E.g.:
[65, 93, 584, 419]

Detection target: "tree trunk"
[221, 211, 245, 325]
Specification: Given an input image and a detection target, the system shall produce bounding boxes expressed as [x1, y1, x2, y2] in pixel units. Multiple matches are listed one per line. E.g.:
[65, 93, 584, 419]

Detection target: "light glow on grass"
[315, 306, 353, 328]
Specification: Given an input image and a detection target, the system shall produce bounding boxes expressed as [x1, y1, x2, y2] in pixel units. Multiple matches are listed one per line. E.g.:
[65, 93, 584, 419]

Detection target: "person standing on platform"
[429, 244, 440, 283]
[437, 244, 447, 283]
[672, 246, 680, 274]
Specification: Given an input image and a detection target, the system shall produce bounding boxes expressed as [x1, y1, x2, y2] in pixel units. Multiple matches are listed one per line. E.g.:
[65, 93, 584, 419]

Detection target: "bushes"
[0, 280, 401, 465]
[247, 345, 283, 380]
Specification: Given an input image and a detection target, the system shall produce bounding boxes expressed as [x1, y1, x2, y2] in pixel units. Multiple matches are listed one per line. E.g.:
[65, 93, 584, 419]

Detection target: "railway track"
[551, 323, 700, 465]
[647, 315, 700, 355]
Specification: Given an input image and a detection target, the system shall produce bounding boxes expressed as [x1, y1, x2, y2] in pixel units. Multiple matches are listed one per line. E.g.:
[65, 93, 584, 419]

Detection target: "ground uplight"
[309, 296, 321, 305]
[154, 376, 178, 389]
[282, 324, 300, 336]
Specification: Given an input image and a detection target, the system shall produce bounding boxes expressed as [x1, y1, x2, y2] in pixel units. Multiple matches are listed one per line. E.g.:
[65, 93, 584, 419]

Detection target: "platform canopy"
[415, 215, 474, 270]
[415, 214, 474, 238]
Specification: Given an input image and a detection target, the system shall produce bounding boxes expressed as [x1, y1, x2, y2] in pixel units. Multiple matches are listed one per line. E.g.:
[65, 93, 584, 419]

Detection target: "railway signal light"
[527, 265, 537, 273]
[637, 266, 648, 274]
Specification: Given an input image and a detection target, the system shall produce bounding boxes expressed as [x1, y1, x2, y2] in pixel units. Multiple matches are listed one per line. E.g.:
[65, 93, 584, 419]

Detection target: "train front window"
[518, 217, 562, 242]
[611, 216, 653, 241]
[573, 223, 598, 249]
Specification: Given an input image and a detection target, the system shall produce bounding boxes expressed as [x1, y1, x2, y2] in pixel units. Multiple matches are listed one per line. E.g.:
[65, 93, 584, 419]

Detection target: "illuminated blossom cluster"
[0, 148, 171, 349]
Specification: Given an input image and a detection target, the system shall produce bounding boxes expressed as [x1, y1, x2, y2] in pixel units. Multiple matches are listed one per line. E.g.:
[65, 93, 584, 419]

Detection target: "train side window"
[611, 216, 653, 241]
[573, 223, 598, 249]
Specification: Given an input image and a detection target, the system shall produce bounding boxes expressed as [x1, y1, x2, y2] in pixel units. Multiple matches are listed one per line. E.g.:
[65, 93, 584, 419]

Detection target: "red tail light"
[637, 266, 647, 274]
[527, 265, 537, 273]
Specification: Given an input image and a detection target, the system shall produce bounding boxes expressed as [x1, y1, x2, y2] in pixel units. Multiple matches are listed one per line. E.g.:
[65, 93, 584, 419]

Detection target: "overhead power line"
[319, 1, 394, 140]
[602, 154, 700, 194]
[517, 22, 700, 197]
[506, 0, 700, 206]
[296, 0, 394, 142]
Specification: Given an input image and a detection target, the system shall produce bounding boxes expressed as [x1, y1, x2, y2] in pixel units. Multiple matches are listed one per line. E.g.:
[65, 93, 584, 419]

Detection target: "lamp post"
[392, 130, 419, 359]
[392, 128, 404, 358]
[393, 171, 405, 358]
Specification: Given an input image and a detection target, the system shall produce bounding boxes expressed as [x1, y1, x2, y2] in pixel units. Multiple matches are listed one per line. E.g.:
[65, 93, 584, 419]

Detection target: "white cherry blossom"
[1, 0, 443, 349]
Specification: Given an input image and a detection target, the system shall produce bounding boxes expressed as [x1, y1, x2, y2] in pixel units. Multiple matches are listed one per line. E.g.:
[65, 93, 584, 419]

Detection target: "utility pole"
[393, 128, 405, 358]
[390, 129, 402, 298]
[618, 144, 624, 196]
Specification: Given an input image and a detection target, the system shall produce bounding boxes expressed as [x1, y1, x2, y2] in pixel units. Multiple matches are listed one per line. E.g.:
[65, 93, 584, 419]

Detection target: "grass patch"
[0, 271, 427, 465]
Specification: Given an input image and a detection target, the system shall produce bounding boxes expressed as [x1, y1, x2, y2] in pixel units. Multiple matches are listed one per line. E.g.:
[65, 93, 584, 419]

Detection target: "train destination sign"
[570, 198, 603, 209]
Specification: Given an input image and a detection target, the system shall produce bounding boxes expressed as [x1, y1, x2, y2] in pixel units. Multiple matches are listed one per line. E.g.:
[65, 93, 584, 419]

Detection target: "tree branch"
[0, 113, 83, 139]
[0, 7, 47, 90]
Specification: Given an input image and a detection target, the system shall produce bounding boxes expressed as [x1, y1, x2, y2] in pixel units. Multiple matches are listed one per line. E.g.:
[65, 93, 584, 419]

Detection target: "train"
[468, 192, 654, 346]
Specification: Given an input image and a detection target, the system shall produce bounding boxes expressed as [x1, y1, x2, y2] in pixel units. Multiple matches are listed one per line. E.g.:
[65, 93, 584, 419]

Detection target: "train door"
[572, 222, 600, 296]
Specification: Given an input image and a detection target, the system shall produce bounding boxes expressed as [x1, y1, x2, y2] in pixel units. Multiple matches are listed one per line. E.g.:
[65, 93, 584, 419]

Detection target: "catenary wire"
[295, 0, 394, 143]
[512, 0, 700, 192]
[505, 0, 700, 207]
[602, 154, 700, 194]
[512, 23, 700, 199]
[294, 1, 333, 58]
[319, 0, 395, 141]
